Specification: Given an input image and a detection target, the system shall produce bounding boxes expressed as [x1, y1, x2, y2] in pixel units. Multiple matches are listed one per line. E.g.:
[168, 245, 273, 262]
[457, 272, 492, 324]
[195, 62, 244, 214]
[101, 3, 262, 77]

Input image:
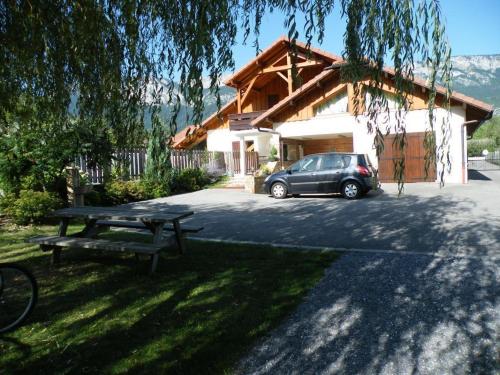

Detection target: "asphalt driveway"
[130, 169, 499, 374]
[133, 169, 500, 258]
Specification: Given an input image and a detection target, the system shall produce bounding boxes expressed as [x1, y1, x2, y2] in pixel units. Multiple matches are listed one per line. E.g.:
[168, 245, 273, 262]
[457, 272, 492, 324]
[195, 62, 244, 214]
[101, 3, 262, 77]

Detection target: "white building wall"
[274, 113, 357, 138]
[207, 128, 274, 157]
[206, 128, 240, 152]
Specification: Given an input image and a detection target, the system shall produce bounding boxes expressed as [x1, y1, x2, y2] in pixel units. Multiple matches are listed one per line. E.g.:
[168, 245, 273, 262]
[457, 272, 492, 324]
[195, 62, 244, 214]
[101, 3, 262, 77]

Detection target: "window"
[282, 143, 299, 161]
[282, 144, 288, 161]
[319, 154, 351, 170]
[314, 92, 348, 116]
[268, 94, 279, 108]
[291, 155, 320, 172]
[365, 92, 400, 111]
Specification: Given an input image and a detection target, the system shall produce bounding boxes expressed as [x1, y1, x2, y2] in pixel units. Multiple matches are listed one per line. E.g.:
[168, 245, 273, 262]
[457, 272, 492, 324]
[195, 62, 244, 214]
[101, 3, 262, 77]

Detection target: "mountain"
[146, 83, 235, 131]
[414, 54, 500, 109]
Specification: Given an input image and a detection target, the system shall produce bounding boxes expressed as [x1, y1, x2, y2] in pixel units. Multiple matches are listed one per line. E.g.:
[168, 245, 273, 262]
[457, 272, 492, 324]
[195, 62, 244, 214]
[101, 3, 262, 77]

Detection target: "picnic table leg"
[149, 222, 165, 274]
[81, 219, 98, 238]
[172, 219, 186, 254]
[150, 253, 159, 274]
[53, 218, 69, 264]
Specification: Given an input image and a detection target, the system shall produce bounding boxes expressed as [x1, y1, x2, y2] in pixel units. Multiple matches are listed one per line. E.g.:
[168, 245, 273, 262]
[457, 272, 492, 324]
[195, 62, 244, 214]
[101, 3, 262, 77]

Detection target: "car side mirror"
[286, 169, 292, 174]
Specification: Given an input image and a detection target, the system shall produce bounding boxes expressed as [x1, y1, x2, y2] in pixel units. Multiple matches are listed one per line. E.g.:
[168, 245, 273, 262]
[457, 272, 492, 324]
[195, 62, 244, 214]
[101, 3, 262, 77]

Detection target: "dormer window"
[314, 91, 349, 116]
[365, 92, 401, 111]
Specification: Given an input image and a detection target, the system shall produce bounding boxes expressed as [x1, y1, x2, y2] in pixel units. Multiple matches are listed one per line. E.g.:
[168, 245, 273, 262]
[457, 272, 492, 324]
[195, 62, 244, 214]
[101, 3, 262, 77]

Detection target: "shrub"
[269, 145, 278, 161]
[104, 179, 150, 205]
[0, 190, 62, 225]
[86, 167, 212, 205]
[255, 164, 272, 177]
[467, 138, 497, 157]
[170, 168, 210, 194]
[141, 178, 171, 199]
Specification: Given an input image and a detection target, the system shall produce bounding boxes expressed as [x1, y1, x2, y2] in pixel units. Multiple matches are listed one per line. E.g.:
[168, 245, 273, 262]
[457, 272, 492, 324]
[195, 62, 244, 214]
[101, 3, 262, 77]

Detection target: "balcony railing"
[228, 111, 266, 131]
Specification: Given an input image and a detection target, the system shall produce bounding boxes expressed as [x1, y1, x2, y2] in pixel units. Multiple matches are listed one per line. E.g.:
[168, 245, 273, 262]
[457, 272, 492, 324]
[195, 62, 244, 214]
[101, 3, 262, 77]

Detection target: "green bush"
[170, 168, 210, 194]
[141, 178, 171, 199]
[473, 116, 500, 146]
[0, 190, 62, 225]
[104, 179, 150, 205]
[269, 145, 278, 161]
[467, 138, 497, 157]
[85, 167, 212, 205]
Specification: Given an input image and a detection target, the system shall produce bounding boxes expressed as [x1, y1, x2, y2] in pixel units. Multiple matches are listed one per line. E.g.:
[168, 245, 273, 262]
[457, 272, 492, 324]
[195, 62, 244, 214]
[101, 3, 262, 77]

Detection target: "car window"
[291, 156, 320, 172]
[319, 154, 351, 170]
[301, 156, 320, 172]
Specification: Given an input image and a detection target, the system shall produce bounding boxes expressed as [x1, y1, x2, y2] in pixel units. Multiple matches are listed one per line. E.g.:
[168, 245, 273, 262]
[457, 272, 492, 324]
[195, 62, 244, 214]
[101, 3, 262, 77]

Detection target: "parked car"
[263, 152, 378, 200]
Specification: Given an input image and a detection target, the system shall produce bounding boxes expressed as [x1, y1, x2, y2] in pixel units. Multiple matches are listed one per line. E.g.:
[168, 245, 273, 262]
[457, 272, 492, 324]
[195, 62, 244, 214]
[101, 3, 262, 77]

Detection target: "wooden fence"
[75, 149, 259, 184]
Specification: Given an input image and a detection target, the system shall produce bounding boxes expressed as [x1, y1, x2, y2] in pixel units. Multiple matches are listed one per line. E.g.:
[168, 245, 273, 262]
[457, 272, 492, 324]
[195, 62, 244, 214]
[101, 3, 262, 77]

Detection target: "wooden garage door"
[378, 132, 436, 183]
[303, 137, 353, 155]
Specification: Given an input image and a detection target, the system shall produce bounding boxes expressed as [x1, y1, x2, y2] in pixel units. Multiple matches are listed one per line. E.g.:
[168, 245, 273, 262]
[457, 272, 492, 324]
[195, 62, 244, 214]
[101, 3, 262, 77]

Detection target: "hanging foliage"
[0, 0, 452, 192]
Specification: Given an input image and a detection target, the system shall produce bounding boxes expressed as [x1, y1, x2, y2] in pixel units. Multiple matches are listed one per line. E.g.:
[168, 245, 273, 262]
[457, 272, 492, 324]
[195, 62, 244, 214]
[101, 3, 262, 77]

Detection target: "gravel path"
[236, 252, 499, 375]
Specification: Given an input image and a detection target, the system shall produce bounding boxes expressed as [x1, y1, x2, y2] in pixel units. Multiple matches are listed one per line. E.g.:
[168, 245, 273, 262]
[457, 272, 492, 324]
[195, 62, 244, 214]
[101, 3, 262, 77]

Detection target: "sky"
[229, 0, 500, 72]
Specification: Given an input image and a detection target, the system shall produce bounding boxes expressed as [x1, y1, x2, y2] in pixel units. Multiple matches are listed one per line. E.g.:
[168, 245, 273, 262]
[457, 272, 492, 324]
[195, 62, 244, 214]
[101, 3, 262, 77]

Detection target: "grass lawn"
[207, 175, 231, 189]
[0, 224, 337, 374]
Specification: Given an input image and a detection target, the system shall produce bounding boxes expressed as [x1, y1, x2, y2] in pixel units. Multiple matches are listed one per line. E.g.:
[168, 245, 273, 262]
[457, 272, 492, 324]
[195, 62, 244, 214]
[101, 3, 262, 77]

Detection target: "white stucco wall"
[206, 128, 240, 152]
[206, 128, 275, 157]
[274, 113, 357, 138]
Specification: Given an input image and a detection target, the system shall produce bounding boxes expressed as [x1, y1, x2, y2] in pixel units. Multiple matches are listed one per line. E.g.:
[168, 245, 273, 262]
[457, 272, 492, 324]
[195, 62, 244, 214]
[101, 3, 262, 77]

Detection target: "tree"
[144, 110, 172, 197]
[1, 0, 451, 191]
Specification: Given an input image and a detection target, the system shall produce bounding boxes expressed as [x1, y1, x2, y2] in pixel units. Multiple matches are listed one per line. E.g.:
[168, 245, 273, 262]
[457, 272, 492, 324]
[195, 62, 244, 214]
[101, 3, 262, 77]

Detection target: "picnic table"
[26, 206, 202, 273]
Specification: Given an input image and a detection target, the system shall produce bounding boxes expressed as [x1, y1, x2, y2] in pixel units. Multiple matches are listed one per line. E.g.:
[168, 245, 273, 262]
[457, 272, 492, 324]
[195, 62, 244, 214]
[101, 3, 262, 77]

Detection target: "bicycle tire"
[0, 263, 38, 334]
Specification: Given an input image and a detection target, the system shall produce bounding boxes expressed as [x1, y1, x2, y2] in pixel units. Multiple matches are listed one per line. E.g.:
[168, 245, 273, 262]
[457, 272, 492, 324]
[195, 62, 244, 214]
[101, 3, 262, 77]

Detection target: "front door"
[287, 155, 321, 193]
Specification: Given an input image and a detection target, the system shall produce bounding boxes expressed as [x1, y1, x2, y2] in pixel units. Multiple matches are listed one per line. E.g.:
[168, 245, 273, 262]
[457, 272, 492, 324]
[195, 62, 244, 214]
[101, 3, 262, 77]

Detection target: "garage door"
[303, 137, 353, 155]
[378, 132, 436, 183]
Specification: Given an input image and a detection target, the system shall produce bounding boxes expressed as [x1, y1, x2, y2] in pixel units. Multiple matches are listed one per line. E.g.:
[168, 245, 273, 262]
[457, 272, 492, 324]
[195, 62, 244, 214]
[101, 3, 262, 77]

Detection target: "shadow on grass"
[0, 232, 337, 374]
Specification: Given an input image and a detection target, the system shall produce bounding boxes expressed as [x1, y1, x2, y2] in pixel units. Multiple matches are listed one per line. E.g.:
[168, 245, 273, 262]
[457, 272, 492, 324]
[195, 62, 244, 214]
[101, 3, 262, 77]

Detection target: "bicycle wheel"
[0, 263, 38, 334]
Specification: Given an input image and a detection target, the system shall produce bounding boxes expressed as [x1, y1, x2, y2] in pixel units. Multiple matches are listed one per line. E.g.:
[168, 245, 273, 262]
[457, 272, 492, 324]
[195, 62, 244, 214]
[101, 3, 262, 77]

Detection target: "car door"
[287, 155, 321, 193]
[315, 154, 349, 193]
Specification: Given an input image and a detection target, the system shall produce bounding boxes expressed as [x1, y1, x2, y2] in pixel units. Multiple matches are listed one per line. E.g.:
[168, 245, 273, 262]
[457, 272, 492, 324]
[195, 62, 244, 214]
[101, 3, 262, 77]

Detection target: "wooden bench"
[96, 220, 204, 235]
[27, 207, 196, 274]
[26, 235, 166, 273]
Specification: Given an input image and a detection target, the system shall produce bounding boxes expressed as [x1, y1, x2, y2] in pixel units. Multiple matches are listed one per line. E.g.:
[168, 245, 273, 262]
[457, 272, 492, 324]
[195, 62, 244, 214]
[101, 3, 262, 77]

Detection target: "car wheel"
[342, 181, 362, 200]
[271, 182, 288, 199]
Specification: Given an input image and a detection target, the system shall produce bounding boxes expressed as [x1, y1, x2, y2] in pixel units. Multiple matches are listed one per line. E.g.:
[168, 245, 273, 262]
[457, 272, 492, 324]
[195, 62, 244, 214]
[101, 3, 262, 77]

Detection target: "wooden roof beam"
[286, 53, 293, 95]
[276, 71, 288, 83]
[294, 51, 324, 64]
[261, 60, 324, 74]
[240, 76, 257, 108]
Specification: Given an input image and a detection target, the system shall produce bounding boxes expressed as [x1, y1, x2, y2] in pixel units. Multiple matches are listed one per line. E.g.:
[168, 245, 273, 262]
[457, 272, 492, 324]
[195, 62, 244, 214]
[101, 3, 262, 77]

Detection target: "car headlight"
[264, 175, 271, 182]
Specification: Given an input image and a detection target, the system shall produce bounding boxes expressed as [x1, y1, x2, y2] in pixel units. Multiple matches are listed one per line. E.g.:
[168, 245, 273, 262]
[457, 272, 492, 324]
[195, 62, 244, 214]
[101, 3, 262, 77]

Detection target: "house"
[173, 37, 494, 183]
